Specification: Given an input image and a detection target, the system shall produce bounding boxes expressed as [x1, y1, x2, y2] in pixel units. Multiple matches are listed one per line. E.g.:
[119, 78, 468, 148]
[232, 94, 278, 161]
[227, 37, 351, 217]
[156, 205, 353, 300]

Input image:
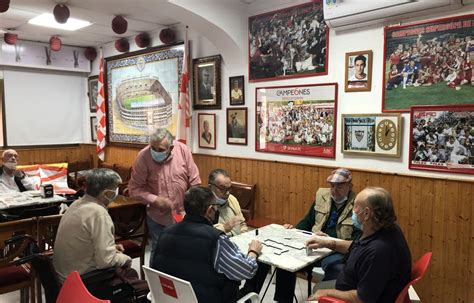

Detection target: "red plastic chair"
[395, 252, 432, 303]
[56, 271, 110, 303]
[318, 297, 346, 303]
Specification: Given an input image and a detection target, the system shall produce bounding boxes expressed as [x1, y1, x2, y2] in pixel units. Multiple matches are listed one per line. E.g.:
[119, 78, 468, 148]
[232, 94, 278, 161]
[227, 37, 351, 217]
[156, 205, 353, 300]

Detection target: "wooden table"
[108, 195, 142, 209]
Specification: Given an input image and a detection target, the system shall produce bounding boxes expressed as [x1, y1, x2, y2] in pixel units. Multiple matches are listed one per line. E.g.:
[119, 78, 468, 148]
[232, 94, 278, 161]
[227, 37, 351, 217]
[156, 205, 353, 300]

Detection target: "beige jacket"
[214, 194, 248, 236]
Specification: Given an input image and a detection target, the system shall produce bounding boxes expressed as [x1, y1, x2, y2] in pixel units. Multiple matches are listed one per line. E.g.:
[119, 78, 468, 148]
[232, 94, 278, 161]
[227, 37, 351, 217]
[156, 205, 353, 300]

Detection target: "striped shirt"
[213, 234, 258, 281]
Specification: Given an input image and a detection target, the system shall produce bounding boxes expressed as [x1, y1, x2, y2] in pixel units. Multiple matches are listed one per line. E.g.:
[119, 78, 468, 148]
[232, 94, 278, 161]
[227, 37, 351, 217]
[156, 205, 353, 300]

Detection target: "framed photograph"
[88, 76, 98, 112]
[193, 55, 221, 110]
[345, 50, 372, 92]
[256, 83, 338, 158]
[382, 14, 474, 112]
[198, 113, 216, 149]
[90, 116, 97, 142]
[105, 43, 185, 146]
[248, 1, 328, 82]
[229, 76, 245, 106]
[409, 104, 474, 175]
[341, 114, 402, 157]
[227, 108, 247, 145]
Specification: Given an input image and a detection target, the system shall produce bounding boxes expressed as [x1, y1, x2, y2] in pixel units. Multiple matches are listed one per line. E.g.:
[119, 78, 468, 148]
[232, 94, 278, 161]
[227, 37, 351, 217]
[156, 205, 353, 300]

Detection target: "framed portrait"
[341, 113, 401, 157]
[382, 14, 474, 112]
[248, 1, 328, 82]
[90, 116, 97, 142]
[409, 104, 474, 175]
[198, 113, 216, 149]
[256, 83, 338, 158]
[227, 108, 247, 145]
[104, 43, 185, 146]
[88, 76, 98, 112]
[229, 76, 245, 106]
[345, 50, 372, 92]
[193, 55, 221, 110]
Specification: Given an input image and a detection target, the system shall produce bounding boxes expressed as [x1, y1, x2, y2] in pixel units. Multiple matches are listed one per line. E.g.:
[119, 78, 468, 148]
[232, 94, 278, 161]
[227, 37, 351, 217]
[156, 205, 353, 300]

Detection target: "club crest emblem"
[355, 130, 365, 142]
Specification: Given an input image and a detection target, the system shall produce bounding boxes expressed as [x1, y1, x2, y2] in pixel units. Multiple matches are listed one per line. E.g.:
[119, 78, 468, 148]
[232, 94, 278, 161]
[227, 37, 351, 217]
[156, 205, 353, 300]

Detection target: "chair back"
[395, 252, 432, 303]
[230, 181, 256, 221]
[0, 218, 36, 256]
[143, 266, 198, 303]
[19, 205, 60, 219]
[56, 271, 110, 303]
[37, 214, 63, 252]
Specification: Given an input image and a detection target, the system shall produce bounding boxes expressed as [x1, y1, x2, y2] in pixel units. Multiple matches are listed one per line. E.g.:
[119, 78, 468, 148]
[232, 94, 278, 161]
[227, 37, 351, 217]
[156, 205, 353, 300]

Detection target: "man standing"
[309, 187, 412, 302]
[0, 149, 35, 192]
[128, 128, 201, 265]
[152, 186, 262, 303]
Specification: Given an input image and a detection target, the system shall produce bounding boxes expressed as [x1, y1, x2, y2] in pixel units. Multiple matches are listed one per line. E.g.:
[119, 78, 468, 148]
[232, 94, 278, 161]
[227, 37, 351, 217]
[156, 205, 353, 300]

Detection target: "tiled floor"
[0, 246, 315, 303]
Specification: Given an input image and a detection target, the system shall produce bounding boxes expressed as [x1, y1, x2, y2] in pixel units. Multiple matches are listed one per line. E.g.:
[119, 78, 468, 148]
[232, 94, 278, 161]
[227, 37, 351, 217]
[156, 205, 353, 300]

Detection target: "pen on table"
[298, 230, 312, 235]
[255, 229, 259, 236]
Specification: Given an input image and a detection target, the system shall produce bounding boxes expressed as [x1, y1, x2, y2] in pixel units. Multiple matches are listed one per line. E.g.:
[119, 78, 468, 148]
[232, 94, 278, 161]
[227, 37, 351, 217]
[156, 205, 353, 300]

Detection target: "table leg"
[260, 267, 277, 302]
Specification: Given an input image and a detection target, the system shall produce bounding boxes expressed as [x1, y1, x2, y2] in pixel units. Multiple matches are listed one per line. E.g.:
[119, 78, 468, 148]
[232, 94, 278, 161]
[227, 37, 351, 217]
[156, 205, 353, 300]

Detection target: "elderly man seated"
[0, 149, 35, 192]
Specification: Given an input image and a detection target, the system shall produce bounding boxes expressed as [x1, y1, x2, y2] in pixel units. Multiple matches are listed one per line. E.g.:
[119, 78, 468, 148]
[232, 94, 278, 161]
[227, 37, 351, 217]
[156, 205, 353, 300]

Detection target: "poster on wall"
[256, 83, 337, 158]
[409, 104, 474, 175]
[382, 14, 474, 112]
[248, 1, 328, 82]
[105, 44, 184, 145]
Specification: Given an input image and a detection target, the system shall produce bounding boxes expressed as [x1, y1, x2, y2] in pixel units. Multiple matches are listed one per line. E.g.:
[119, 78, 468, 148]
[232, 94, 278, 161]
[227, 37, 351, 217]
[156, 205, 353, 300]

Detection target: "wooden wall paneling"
[431, 180, 446, 302]
[469, 181, 474, 303]
[458, 182, 471, 303]
[444, 181, 458, 301]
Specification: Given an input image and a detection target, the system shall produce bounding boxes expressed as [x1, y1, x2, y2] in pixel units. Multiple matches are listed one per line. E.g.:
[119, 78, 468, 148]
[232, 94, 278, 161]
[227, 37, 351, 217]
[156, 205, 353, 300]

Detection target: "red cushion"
[0, 265, 30, 287]
[116, 240, 141, 258]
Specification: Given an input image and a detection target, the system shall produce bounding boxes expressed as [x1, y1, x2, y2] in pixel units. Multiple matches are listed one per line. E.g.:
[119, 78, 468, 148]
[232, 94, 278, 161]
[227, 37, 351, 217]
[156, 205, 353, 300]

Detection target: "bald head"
[358, 187, 397, 230]
[2, 149, 19, 163]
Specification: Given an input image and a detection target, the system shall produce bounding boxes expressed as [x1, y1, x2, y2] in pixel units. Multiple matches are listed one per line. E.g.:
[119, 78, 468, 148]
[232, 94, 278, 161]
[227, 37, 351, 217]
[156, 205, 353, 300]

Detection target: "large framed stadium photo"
[409, 104, 474, 175]
[256, 83, 337, 158]
[248, 1, 328, 82]
[382, 14, 474, 112]
[341, 113, 402, 157]
[104, 43, 184, 146]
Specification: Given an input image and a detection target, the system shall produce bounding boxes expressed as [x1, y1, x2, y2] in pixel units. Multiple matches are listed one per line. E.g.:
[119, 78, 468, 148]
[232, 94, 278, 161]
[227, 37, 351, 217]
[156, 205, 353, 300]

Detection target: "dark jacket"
[0, 166, 27, 192]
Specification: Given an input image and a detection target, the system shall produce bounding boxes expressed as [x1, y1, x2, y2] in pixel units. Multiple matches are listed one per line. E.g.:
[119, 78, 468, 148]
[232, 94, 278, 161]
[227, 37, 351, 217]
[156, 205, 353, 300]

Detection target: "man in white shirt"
[0, 149, 35, 192]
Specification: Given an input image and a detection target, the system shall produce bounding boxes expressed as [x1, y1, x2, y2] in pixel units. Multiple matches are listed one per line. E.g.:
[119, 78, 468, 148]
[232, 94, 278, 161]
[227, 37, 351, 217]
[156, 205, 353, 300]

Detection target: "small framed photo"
[229, 76, 245, 106]
[227, 108, 247, 145]
[88, 76, 99, 112]
[193, 55, 221, 110]
[345, 50, 372, 92]
[342, 113, 402, 157]
[90, 116, 98, 142]
[198, 113, 216, 149]
[409, 105, 474, 175]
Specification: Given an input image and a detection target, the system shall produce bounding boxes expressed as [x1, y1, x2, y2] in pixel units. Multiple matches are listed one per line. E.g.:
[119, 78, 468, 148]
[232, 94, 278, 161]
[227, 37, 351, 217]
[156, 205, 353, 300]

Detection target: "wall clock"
[376, 119, 398, 151]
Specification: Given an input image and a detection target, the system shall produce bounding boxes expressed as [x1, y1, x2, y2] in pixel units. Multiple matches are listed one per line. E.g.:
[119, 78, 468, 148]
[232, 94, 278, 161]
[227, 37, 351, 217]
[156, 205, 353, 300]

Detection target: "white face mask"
[4, 162, 17, 170]
[332, 195, 348, 205]
[103, 188, 119, 202]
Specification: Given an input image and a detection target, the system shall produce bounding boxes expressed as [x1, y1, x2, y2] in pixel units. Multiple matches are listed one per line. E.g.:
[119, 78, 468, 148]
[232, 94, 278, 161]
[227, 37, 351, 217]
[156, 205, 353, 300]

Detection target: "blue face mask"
[151, 148, 169, 163]
[352, 211, 363, 230]
[215, 196, 228, 206]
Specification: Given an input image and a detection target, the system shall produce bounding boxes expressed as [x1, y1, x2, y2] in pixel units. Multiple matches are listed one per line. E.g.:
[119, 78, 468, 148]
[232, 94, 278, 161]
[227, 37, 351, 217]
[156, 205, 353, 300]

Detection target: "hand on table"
[283, 223, 294, 229]
[247, 239, 262, 257]
[305, 235, 332, 250]
[224, 216, 243, 232]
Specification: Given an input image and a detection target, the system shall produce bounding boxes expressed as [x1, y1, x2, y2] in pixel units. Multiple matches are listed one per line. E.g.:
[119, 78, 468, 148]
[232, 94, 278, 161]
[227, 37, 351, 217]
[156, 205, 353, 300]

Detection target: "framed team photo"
[382, 14, 474, 112]
[256, 83, 337, 158]
[227, 108, 247, 145]
[409, 104, 474, 175]
[341, 113, 401, 157]
[229, 76, 245, 106]
[193, 55, 221, 110]
[345, 50, 372, 92]
[198, 113, 216, 149]
[248, 1, 328, 82]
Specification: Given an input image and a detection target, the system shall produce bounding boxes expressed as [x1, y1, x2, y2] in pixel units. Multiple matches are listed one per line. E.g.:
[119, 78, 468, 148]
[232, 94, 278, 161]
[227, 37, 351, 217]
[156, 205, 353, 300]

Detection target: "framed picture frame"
[90, 116, 97, 142]
[198, 113, 216, 149]
[193, 55, 221, 110]
[409, 104, 474, 175]
[104, 43, 185, 146]
[256, 83, 338, 158]
[382, 14, 474, 112]
[227, 107, 247, 145]
[229, 76, 245, 106]
[345, 50, 372, 92]
[341, 113, 402, 157]
[248, 1, 328, 82]
[88, 76, 98, 112]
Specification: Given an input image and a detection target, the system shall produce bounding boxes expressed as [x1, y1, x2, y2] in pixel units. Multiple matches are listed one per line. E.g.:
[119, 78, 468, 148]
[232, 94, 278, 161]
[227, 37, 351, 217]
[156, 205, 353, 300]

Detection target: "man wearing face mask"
[0, 149, 35, 192]
[128, 128, 201, 266]
[152, 186, 262, 303]
[53, 168, 148, 300]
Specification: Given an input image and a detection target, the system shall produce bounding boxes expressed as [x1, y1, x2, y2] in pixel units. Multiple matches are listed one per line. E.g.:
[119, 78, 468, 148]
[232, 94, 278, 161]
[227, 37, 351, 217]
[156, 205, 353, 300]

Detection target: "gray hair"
[363, 187, 397, 230]
[85, 168, 122, 197]
[208, 168, 230, 185]
[149, 128, 174, 145]
[184, 186, 216, 216]
[2, 149, 17, 159]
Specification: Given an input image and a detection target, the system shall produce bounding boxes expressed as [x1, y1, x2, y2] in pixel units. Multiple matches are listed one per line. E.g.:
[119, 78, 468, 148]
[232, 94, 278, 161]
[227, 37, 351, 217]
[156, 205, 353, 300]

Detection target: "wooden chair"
[68, 156, 94, 190]
[230, 181, 256, 221]
[97, 161, 115, 170]
[0, 218, 37, 303]
[108, 203, 148, 279]
[114, 165, 132, 195]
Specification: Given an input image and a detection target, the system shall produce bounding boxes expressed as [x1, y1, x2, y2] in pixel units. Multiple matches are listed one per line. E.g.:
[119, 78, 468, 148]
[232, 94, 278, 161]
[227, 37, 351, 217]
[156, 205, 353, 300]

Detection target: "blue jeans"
[147, 216, 165, 267]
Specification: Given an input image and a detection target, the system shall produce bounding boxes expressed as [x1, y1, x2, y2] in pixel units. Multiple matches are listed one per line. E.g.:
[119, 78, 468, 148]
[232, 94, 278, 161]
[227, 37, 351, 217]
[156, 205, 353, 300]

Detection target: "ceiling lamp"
[84, 47, 97, 61]
[115, 38, 129, 52]
[0, 0, 10, 13]
[135, 32, 150, 48]
[112, 15, 127, 34]
[4, 32, 17, 45]
[49, 36, 62, 51]
[53, 4, 70, 24]
[159, 28, 175, 45]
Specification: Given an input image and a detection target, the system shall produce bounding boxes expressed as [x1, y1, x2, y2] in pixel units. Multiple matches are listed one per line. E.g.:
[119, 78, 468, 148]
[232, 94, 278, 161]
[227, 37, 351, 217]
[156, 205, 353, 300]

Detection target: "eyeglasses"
[210, 183, 231, 194]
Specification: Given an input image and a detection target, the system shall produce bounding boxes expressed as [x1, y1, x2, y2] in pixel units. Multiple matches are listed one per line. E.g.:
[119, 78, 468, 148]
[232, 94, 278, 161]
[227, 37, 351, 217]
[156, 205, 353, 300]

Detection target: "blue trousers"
[146, 216, 165, 267]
